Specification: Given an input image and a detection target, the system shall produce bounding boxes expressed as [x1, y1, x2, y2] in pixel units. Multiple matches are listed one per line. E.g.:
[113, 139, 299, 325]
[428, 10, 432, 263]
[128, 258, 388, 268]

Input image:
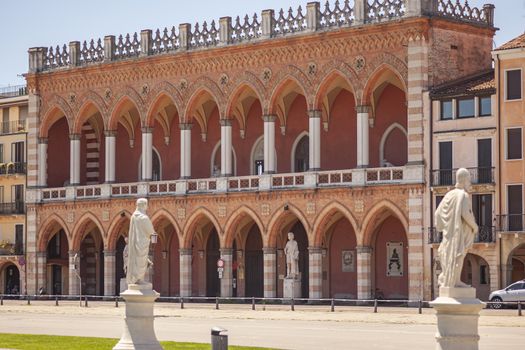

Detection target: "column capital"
[356, 246, 373, 254]
[355, 105, 371, 114]
[308, 246, 323, 254]
[68, 250, 80, 256]
[308, 109, 322, 119]
[263, 247, 277, 254]
[38, 137, 48, 144]
[69, 133, 81, 141]
[103, 250, 116, 257]
[262, 115, 277, 122]
[220, 248, 233, 255]
[141, 126, 153, 134]
[179, 248, 193, 256]
[219, 119, 232, 127]
[179, 123, 193, 130]
[36, 251, 47, 258]
[105, 130, 117, 137]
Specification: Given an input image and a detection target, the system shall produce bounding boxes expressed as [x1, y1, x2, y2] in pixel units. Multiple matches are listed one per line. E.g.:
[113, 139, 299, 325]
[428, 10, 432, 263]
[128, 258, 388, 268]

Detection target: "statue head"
[287, 232, 295, 241]
[136, 198, 148, 213]
[455, 168, 471, 191]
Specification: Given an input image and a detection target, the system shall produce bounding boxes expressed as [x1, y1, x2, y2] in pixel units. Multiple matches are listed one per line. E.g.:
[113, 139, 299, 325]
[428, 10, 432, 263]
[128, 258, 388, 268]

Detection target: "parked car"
[489, 280, 525, 309]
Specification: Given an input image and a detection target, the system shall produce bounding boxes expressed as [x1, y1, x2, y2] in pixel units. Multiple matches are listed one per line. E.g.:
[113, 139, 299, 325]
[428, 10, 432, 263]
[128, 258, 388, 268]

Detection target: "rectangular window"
[438, 142, 453, 185]
[507, 128, 522, 160]
[508, 184, 523, 231]
[14, 224, 23, 255]
[0, 186, 4, 203]
[457, 98, 475, 118]
[11, 141, 24, 163]
[477, 139, 492, 183]
[506, 69, 522, 101]
[480, 265, 488, 285]
[0, 144, 4, 163]
[440, 100, 453, 120]
[479, 96, 492, 116]
[2, 109, 9, 134]
[472, 194, 493, 242]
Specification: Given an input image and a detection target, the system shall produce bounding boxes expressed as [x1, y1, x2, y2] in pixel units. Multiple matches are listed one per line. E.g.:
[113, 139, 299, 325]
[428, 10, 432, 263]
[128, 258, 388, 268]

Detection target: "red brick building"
[23, 0, 495, 300]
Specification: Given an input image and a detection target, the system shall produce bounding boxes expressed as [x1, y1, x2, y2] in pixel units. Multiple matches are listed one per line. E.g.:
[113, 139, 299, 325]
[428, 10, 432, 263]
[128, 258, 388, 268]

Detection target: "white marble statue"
[434, 168, 478, 288]
[123, 237, 129, 275]
[284, 232, 299, 279]
[126, 198, 156, 285]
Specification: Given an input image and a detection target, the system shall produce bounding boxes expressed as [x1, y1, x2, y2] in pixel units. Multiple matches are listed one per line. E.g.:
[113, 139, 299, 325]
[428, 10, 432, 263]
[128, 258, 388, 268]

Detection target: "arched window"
[138, 148, 162, 181]
[251, 137, 264, 175]
[292, 134, 309, 173]
[211, 141, 236, 177]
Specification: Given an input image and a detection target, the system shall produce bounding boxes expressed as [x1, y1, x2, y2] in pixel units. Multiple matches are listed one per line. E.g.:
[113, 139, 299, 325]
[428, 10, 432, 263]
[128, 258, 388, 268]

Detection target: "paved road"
[0, 304, 523, 349]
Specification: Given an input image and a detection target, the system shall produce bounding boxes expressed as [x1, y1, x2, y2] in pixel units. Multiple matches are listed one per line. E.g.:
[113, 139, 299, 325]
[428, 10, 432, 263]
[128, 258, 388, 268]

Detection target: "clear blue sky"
[0, 0, 523, 87]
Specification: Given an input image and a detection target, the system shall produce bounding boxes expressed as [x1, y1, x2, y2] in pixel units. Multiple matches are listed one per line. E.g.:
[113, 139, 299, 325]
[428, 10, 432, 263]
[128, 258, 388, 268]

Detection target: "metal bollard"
[211, 327, 228, 350]
[518, 301, 522, 316]
[373, 299, 378, 313]
[252, 297, 255, 311]
[27, 295, 31, 305]
[418, 300, 422, 314]
[215, 297, 219, 310]
[180, 297, 184, 309]
[55, 296, 59, 306]
[115, 296, 119, 308]
[331, 298, 335, 312]
[291, 298, 295, 311]
[1, 295, 3, 306]
[84, 296, 88, 307]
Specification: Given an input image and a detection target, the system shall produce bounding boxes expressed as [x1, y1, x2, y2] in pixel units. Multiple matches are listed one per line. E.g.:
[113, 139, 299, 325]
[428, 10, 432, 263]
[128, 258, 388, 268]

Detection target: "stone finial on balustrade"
[306, 2, 320, 31]
[69, 41, 80, 67]
[354, 0, 366, 25]
[405, 0, 437, 17]
[219, 17, 232, 45]
[483, 4, 495, 27]
[179, 23, 191, 50]
[28, 47, 46, 73]
[104, 36, 115, 62]
[140, 30, 152, 56]
[261, 9, 275, 38]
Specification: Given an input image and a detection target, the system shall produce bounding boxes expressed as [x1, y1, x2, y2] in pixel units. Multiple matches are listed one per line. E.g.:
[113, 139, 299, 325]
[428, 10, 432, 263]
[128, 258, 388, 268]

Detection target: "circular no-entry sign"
[217, 258, 225, 268]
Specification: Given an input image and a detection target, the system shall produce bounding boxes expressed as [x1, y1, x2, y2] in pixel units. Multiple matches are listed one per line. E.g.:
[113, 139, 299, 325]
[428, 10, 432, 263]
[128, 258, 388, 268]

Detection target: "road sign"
[217, 259, 225, 268]
[217, 267, 224, 272]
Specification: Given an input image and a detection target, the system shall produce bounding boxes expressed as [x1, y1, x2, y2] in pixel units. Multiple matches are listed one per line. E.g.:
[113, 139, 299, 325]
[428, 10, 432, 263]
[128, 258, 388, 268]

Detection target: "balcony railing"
[0, 120, 26, 135]
[0, 85, 27, 99]
[38, 165, 424, 203]
[0, 243, 23, 256]
[0, 202, 25, 215]
[0, 162, 26, 175]
[497, 214, 525, 232]
[431, 167, 494, 187]
[428, 225, 496, 244]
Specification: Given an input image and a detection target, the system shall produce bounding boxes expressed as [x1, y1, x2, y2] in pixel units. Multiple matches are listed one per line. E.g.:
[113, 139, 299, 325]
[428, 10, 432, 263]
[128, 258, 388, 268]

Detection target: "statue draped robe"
[126, 209, 155, 285]
[284, 240, 299, 278]
[435, 188, 477, 288]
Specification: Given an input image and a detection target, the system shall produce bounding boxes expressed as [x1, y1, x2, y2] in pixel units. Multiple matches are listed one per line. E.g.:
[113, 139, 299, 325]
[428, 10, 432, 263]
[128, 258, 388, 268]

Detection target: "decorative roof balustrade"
[34, 0, 494, 72]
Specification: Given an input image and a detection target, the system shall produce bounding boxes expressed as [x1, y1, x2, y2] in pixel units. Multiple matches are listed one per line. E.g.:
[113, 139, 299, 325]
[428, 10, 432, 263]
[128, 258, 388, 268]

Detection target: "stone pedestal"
[430, 287, 485, 350]
[283, 278, 301, 299]
[113, 283, 162, 350]
[120, 278, 127, 294]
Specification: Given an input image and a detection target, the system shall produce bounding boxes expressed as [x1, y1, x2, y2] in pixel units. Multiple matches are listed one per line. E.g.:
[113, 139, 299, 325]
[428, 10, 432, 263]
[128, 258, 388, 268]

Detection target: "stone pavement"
[0, 301, 523, 349]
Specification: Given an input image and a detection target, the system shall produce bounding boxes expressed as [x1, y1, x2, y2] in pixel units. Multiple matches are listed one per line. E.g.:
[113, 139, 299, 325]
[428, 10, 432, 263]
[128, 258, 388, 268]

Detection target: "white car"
[489, 280, 525, 309]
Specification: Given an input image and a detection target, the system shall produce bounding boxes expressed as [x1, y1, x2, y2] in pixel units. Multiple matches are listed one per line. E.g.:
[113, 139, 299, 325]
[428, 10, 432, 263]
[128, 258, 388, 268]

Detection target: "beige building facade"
[0, 85, 27, 295]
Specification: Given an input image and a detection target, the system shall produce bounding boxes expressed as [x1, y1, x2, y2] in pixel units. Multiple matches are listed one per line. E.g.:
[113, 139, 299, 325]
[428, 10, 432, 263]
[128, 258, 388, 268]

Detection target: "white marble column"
[263, 115, 276, 174]
[104, 250, 116, 296]
[308, 110, 321, 171]
[263, 247, 277, 298]
[220, 249, 233, 297]
[179, 248, 192, 297]
[68, 250, 80, 295]
[104, 131, 116, 183]
[308, 247, 323, 299]
[180, 124, 192, 179]
[356, 106, 370, 168]
[69, 134, 81, 185]
[141, 127, 153, 181]
[38, 138, 48, 187]
[220, 119, 233, 176]
[356, 246, 372, 300]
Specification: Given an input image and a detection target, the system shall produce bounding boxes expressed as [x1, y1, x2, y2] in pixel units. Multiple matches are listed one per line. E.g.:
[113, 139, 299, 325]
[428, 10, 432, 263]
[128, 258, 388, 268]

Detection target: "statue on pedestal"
[434, 168, 478, 288]
[284, 232, 299, 279]
[126, 198, 155, 286]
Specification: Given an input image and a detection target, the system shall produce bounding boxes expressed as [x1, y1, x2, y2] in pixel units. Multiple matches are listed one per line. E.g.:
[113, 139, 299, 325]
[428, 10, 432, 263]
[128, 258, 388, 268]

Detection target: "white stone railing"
[32, 165, 424, 203]
[32, 1, 494, 72]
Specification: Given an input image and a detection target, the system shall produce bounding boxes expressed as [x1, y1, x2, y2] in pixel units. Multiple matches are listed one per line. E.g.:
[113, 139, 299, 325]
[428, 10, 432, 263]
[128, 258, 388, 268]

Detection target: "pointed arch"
[379, 122, 408, 165]
[183, 77, 225, 123]
[182, 207, 222, 249]
[107, 210, 132, 251]
[74, 90, 108, 132]
[290, 131, 309, 172]
[360, 199, 408, 246]
[312, 201, 359, 247]
[314, 67, 359, 110]
[266, 204, 310, 248]
[210, 141, 237, 176]
[183, 87, 222, 133]
[108, 87, 144, 130]
[71, 212, 106, 251]
[39, 95, 73, 138]
[268, 71, 310, 124]
[223, 206, 265, 248]
[361, 63, 407, 107]
[225, 79, 265, 119]
[73, 100, 105, 137]
[150, 208, 182, 249]
[144, 83, 183, 129]
[37, 214, 71, 251]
